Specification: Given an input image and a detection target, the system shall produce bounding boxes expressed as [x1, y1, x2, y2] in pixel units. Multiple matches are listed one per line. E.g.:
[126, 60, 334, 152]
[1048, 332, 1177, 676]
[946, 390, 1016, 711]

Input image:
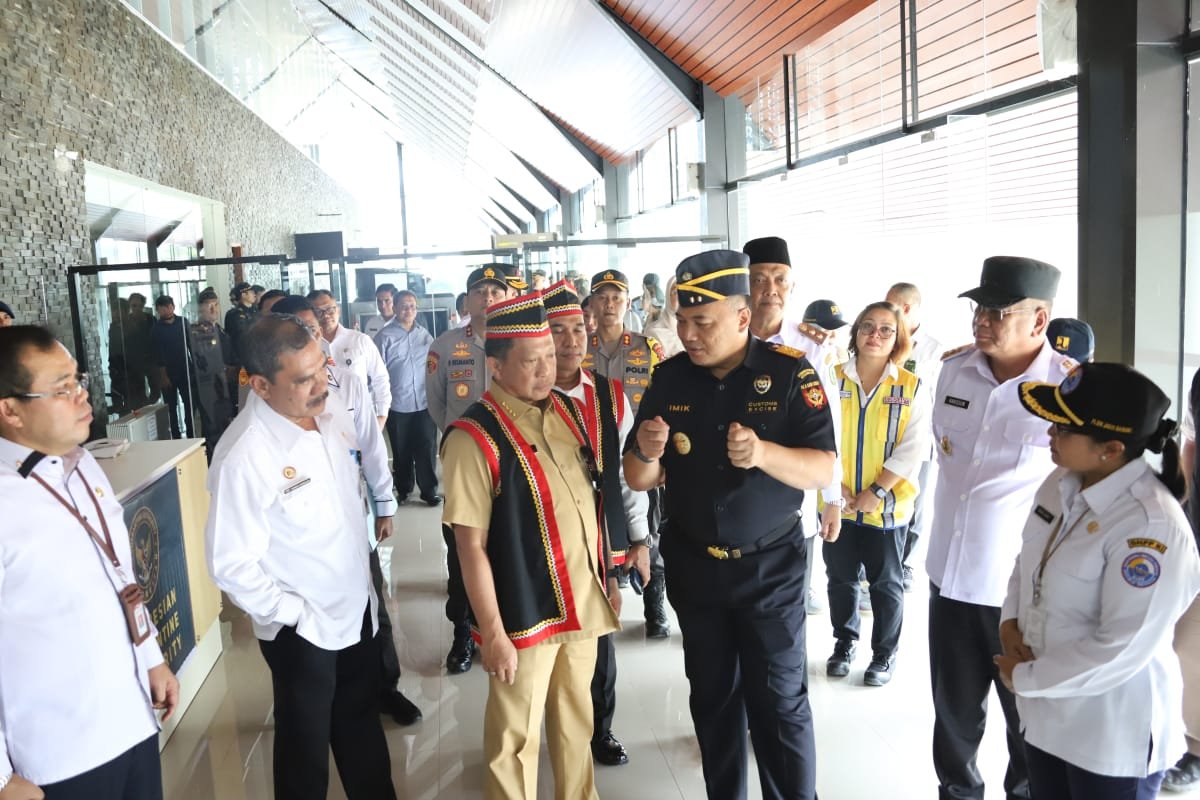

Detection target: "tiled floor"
[161, 501, 1017, 799]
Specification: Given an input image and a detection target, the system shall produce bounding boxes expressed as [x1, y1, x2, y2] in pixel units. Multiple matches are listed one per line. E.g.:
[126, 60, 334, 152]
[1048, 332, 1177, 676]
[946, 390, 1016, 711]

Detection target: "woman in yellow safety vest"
[822, 301, 932, 686]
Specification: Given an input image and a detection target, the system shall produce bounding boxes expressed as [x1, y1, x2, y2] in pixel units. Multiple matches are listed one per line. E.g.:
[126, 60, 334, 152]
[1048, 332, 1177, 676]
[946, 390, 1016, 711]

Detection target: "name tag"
[944, 396, 970, 409]
[283, 477, 312, 495]
[1033, 505, 1054, 523]
[882, 396, 911, 405]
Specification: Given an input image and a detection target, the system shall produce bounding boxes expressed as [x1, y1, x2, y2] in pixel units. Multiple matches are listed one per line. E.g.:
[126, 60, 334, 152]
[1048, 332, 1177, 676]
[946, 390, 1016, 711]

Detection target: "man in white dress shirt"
[306, 289, 391, 428]
[0, 326, 179, 800]
[206, 315, 395, 800]
[927, 257, 1075, 800]
[885, 282, 942, 592]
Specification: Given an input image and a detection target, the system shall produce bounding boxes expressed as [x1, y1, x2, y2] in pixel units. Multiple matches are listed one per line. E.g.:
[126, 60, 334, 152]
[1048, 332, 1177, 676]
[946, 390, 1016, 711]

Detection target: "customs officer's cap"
[959, 256, 1060, 308]
[1019, 362, 1176, 450]
[1047, 317, 1095, 362]
[742, 236, 791, 267]
[590, 269, 629, 292]
[486, 292, 550, 339]
[675, 250, 751, 307]
[803, 299, 848, 330]
[542, 279, 583, 319]
[468, 263, 527, 292]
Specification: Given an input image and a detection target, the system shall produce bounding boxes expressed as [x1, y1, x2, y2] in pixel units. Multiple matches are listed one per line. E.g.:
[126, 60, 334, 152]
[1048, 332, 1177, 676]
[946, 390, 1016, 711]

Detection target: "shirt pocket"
[931, 401, 972, 461]
[1003, 418, 1051, 471]
[276, 482, 328, 534]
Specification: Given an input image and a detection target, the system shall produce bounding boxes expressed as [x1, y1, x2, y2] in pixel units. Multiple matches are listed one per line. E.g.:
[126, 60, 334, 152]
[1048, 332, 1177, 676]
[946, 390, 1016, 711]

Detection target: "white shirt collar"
[1058, 457, 1151, 517]
[250, 395, 330, 451]
[966, 339, 1056, 386]
[841, 358, 899, 387]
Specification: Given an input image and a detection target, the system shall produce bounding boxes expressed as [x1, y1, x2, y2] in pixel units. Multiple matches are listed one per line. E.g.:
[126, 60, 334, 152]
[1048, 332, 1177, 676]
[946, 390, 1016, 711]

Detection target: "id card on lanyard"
[1026, 511, 1087, 651]
[32, 470, 153, 645]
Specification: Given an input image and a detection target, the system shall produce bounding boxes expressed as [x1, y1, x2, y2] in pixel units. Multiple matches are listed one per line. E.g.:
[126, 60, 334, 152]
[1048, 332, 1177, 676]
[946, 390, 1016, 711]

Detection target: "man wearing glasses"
[927, 257, 1075, 800]
[0, 326, 179, 799]
[306, 290, 391, 429]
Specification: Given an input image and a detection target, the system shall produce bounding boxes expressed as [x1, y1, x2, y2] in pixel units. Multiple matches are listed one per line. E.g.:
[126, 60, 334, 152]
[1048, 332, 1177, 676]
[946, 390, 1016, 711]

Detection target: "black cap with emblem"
[959, 256, 1060, 308]
[1019, 362, 1175, 450]
[468, 263, 526, 292]
[742, 236, 791, 267]
[1047, 318, 1095, 362]
[590, 270, 629, 292]
[675, 250, 751, 307]
[803, 299, 847, 330]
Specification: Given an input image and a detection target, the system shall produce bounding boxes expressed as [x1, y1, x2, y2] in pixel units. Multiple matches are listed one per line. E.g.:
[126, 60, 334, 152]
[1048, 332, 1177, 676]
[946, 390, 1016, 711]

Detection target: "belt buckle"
[706, 545, 730, 560]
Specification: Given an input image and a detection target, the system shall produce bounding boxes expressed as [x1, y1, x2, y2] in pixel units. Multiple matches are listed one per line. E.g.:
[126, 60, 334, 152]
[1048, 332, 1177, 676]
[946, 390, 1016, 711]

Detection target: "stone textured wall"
[0, 0, 359, 351]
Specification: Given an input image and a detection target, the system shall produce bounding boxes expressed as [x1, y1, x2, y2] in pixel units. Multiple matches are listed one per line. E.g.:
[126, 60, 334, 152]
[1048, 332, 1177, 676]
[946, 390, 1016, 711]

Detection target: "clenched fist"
[636, 416, 670, 460]
[727, 422, 764, 469]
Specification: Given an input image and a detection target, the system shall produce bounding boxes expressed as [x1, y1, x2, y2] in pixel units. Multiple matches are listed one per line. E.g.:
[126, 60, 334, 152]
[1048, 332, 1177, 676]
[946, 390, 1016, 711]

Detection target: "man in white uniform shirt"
[743, 237, 844, 617]
[927, 257, 1075, 800]
[307, 289, 391, 427]
[885, 282, 942, 592]
[206, 315, 396, 800]
[0, 326, 179, 800]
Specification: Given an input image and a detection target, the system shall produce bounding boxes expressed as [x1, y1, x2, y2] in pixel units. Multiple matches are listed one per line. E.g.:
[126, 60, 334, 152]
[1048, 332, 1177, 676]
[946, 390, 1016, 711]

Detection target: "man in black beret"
[624, 250, 837, 800]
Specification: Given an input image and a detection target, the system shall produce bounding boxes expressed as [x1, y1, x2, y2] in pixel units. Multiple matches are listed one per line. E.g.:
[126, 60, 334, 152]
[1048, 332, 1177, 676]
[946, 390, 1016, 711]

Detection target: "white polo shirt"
[1003, 461, 1200, 777]
[206, 394, 377, 649]
[0, 439, 163, 785]
[927, 341, 1076, 606]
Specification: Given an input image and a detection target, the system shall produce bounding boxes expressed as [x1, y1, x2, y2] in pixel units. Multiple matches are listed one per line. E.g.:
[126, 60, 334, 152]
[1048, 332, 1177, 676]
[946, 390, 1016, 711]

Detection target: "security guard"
[586, 269, 669, 636]
[928, 256, 1076, 800]
[427, 263, 524, 674]
[623, 250, 837, 800]
[997, 363, 1200, 798]
[188, 289, 234, 457]
[224, 281, 258, 412]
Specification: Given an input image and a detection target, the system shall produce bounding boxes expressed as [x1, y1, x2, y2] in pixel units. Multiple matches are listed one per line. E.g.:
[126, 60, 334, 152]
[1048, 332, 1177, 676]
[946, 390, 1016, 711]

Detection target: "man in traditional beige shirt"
[442, 292, 619, 800]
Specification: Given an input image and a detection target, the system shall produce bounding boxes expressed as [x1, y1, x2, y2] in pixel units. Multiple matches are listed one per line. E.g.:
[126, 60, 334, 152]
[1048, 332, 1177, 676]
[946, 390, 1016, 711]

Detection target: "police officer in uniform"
[623, 250, 837, 800]
[188, 289, 234, 457]
[998, 363, 1200, 798]
[585, 269, 670, 637]
[928, 256, 1076, 800]
[427, 263, 525, 674]
[224, 281, 258, 413]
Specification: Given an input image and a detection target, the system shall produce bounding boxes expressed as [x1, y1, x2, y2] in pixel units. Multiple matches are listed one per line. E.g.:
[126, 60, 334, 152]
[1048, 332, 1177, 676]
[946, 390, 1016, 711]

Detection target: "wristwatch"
[632, 443, 658, 463]
[868, 482, 888, 500]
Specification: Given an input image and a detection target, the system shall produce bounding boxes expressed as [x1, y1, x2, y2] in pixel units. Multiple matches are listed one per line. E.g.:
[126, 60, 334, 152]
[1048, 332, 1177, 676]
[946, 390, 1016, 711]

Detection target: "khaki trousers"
[483, 637, 599, 800]
[1174, 595, 1200, 756]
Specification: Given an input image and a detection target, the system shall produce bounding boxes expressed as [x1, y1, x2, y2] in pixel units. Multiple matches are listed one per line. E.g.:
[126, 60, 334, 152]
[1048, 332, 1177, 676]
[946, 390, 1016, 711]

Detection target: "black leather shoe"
[591, 731, 629, 766]
[864, 653, 896, 686]
[446, 624, 475, 674]
[826, 639, 856, 678]
[1163, 752, 1200, 792]
[421, 494, 443, 506]
[643, 575, 671, 639]
[381, 690, 423, 725]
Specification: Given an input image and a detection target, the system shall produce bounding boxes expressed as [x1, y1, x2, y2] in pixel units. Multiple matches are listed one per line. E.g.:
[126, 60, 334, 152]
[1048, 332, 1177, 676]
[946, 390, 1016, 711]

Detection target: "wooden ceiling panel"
[602, 0, 876, 98]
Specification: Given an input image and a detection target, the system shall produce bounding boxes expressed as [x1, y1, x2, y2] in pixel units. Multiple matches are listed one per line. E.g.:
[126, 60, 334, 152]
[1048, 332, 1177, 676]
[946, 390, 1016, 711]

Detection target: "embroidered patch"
[427, 353, 439, 374]
[754, 375, 772, 394]
[944, 395, 970, 409]
[882, 396, 911, 405]
[1033, 505, 1054, 523]
[1128, 537, 1168, 554]
[801, 380, 827, 409]
[840, 390, 853, 398]
[455, 383, 470, 398]
[450, 369, 473, 380]
[1122, 553, 1161, 588]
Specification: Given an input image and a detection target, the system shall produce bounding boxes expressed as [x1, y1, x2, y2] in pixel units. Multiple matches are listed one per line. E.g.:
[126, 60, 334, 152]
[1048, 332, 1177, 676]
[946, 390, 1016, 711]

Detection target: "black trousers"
[1025, 740, 1164, 800]
[929, 582, 1030, 800]
[41, 734, 161, 800]
[161, 375, 194, 439]
[904, 458, 933, 567]
[385, 409, 438, 498]
[664, 530, 815, 800]
[823, 520, 906, 656]
[591, 632, 617, 739]
[369, 549, 402, 692]
[442, 523, 472, 626]
[258, 610, 396, 800]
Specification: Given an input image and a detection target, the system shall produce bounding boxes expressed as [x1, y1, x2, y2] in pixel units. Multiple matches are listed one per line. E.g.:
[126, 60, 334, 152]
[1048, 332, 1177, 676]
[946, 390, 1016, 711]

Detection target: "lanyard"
[1033, 510, 1087, 606]
[30, 469, 122, 570]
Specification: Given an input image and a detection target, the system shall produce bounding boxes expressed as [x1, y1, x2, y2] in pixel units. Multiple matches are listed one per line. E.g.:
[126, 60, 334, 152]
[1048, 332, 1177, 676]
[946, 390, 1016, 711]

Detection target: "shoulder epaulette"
[941, 343, 973, 361]
[796, 322, 831, 345]
[767, 342, 805, 360]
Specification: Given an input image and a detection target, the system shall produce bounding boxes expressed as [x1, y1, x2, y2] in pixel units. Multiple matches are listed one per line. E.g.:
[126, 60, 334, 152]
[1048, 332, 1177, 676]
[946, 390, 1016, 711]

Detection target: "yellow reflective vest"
[826, 363, 921, 530]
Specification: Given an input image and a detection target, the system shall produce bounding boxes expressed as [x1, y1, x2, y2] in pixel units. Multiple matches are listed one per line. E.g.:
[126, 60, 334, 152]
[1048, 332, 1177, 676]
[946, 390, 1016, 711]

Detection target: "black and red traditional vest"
[448, 391, 604, 649]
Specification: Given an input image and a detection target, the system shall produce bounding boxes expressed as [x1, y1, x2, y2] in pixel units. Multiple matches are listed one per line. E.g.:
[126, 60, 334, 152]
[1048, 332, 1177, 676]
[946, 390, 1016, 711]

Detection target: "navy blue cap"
[675, 251, 751, 307]
[0, 301, 12, 320]
[591, 270, 629, 292]
[803, 299, 848, 330]
[1047, 318, 1094, 362]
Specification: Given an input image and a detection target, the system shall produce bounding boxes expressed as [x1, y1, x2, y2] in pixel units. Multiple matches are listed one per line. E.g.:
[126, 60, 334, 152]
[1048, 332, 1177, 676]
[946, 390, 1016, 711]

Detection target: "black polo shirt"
[627, 335, 836, 548]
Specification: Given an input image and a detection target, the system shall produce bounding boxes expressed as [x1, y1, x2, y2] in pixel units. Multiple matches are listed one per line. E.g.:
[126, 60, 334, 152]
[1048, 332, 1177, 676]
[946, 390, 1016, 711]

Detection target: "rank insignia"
[754, 375, 772, 394]
[283, 466, 297, 479]
[672, 432, 692, 455]
[940, 435, 952, 456]
[238, 368, 249, 386]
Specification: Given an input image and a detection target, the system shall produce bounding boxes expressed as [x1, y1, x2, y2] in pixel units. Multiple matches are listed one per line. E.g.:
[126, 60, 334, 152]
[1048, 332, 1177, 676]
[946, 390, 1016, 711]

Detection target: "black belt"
[696, 516, 801, 560]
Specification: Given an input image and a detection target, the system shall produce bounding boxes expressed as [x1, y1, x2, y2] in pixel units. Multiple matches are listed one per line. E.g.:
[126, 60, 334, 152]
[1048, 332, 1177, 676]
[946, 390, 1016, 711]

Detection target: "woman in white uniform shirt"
[996, 362, 1200, 799]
